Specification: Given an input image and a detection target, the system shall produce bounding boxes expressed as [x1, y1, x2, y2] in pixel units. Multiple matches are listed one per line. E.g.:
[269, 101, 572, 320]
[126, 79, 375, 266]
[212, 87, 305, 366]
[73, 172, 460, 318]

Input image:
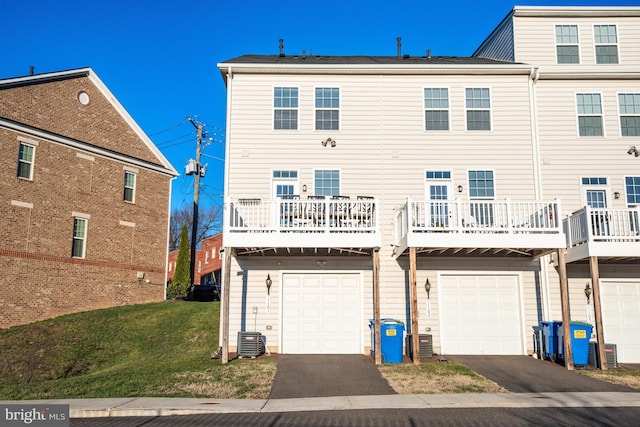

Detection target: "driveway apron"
[268, 355, 396, 399]
[449, 355, 636, 393]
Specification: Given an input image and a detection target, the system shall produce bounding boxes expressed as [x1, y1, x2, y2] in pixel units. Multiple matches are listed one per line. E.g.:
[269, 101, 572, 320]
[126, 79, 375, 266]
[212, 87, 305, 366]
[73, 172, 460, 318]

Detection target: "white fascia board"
[513, 6, 640, 18]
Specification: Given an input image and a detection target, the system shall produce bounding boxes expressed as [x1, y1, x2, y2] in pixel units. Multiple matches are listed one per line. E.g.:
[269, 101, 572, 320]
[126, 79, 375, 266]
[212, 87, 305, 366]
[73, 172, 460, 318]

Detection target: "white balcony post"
[505, 198, 512, 233]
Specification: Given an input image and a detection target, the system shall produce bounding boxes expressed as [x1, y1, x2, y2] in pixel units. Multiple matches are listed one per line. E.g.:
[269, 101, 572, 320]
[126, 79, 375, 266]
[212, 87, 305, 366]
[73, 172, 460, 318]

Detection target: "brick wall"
[0, 72, 173, 328]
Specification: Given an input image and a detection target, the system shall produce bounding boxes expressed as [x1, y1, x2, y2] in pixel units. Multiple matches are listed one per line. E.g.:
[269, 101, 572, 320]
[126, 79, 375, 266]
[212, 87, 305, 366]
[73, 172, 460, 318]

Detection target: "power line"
[148, 119, 189, 136]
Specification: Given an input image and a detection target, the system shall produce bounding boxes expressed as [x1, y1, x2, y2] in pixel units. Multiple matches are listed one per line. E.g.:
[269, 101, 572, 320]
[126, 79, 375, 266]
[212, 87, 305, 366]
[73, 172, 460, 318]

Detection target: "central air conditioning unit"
[237, 332, 263, 358]
[405, 334, 433, 359]
[588, 342, 618, 369]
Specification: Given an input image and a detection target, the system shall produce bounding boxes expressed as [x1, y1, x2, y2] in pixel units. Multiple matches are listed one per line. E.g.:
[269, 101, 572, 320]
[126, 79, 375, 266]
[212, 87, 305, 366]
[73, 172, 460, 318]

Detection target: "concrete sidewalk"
[3, 392, 640, 418]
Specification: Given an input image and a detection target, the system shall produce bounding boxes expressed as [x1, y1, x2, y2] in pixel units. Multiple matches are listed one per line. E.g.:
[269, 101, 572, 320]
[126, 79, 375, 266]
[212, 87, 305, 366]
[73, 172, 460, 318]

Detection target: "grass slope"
[0, 301, 276, 400]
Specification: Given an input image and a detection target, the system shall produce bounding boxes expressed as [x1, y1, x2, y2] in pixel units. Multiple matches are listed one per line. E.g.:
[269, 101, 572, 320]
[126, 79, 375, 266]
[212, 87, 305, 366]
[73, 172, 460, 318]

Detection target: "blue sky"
[2, 0, 638, 213]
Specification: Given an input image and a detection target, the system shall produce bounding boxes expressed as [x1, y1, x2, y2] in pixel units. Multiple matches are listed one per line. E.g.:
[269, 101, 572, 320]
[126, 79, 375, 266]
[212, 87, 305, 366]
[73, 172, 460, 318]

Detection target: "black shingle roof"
[220, 54, 516, 66]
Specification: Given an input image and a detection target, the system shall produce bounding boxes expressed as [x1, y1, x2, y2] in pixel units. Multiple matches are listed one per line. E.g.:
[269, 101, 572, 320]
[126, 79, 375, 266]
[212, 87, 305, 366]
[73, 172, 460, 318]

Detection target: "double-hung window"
[625, 177, 640, 207]
[594, 24, 619, 64]
[123, 170, 136, 203]
[315, 87, 340, 130]
[619, 93, 640, 137]
[424, 88, 449, 131]
[468, 170, 495, 226]
[72, 216, 88, 259]
[274, 87, 298, 130]
[17, 141, 35, 180]
[465, 88, 491, 131]
[314, 169, 340, 196]
[576, 93, 604, 136]
[555, 24, 580, 64]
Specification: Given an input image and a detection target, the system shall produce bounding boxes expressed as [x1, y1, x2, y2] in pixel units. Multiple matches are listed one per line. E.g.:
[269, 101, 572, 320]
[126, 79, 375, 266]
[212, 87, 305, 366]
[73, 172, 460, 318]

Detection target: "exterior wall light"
[266, 274, 272, 295]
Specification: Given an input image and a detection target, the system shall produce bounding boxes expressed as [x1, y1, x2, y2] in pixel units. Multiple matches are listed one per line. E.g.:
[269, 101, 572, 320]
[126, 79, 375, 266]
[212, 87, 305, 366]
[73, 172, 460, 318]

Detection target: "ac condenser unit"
[588, 342, 618, 369]
[405, 334, 433, 359]
[237, 332, 263, 358]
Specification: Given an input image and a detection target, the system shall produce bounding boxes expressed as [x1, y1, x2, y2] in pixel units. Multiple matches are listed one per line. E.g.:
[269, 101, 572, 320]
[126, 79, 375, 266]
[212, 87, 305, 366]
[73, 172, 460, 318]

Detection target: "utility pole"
[188, 118, 204, 287]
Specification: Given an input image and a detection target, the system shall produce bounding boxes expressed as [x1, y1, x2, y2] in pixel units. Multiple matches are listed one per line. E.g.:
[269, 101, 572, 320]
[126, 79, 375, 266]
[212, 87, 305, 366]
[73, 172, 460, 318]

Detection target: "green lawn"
[0, 301, 276, 400]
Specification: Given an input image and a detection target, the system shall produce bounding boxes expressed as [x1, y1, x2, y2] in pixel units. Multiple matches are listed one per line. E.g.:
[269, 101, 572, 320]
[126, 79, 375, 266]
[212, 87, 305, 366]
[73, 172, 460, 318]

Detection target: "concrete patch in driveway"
[268, 355, 396, 399]
[449, 355, 637, 393]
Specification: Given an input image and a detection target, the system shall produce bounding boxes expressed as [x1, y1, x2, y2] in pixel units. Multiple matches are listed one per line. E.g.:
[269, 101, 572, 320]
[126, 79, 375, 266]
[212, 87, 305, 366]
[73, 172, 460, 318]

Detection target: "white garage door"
[440, 274, 524, 355]
[282, 273, 361, 354]
[600, 280, 640, 363]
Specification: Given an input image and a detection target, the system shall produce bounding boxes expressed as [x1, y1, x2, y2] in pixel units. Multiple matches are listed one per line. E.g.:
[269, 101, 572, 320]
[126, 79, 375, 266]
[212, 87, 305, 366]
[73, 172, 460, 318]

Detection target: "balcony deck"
[393, 198, 566, 258]
[563, 206, 640, 263]
[224, 197, 381, 254]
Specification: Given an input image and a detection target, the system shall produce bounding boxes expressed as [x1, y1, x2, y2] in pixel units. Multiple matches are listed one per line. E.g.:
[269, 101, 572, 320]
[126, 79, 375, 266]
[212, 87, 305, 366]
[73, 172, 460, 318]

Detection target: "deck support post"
[221, 247, 232, 364]
[373, 247, 382, 365]
[557, 248, 574, 370]
[409, 247, 420, 364]
[589, 256, 608, 370]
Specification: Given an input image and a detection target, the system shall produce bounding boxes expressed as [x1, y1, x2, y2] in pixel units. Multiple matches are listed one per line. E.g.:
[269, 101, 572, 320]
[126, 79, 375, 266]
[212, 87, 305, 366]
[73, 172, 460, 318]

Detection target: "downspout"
[528, 66, 552, 321]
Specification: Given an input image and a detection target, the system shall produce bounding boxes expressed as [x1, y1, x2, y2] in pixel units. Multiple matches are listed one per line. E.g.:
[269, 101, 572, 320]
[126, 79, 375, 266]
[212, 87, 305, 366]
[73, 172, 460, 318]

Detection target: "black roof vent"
[279, 39, 285, 57]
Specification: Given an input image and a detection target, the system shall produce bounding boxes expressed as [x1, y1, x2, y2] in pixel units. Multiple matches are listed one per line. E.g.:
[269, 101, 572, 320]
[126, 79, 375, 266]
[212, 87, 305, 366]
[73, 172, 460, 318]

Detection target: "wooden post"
[373, 248, 381, 365]
[221, 247, 232, 364]
[557, 248, 574, 370]
[409, 247, 420, 364]
[589, 256, 608, 370]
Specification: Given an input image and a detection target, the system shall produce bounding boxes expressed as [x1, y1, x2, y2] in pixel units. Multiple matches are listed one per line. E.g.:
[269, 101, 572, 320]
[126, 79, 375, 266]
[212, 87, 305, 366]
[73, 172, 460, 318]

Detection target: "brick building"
[167, 233, 223, 289]
[0, 68, 178, 328]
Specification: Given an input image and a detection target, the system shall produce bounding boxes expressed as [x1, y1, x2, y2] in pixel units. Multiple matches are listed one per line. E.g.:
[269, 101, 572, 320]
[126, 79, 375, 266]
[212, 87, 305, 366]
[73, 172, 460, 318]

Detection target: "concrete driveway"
[268, 354, 396, 399]
[448, 355, 636, 393]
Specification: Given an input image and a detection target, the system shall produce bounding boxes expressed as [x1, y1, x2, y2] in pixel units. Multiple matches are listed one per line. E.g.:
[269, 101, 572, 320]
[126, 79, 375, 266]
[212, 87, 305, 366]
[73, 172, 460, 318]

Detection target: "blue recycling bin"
[369, 319, 404, 363]
[558, 322, 593, 366]
[540, 320, 562, 361]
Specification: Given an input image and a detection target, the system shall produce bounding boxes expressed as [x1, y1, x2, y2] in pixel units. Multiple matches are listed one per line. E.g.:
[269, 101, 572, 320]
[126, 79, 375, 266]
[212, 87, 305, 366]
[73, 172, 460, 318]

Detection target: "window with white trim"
[555, 24, 580, 64]
[72, 217, 88, 258]
[272, 170, 299, 198]
[625, 176, 640, 207]
[594, 24, 619, 64]
[315, 87, 340, 130]
[619, 93, 640, 137]
[274, 87, 298, 130]
[314, 169, 340, 196]
[576, 93, 603, 136]
[581, 177, 609, 208]
[124, 170, 136, 203]
[424, 88, 449, 131]
[468, 170, 495, 226]
[17, 142, 35, 180]
[465, 88, 491, 131]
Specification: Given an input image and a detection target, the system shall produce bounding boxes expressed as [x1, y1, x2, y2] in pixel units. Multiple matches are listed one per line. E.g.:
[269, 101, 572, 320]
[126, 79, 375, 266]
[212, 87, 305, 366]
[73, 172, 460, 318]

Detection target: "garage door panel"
[601, 281, 640, 363]
[440, 274, 523, 355]
[282, 273, 361, 354]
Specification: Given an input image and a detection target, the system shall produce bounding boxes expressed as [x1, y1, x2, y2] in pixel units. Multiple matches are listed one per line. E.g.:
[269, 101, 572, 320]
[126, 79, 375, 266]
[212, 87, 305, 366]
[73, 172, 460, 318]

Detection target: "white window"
[468, 170, 495, 226]
[274, 87, 298, 130]
[314, 169, 340, 196]
[425, 171, 452, 227]
[581, 177, 609, 208]
[315, 87, 340, 130]
[72, 217, 88, 259]
[272, 170, 299, 198]
[17, 141, 35, 180]
[124, 170, 136, 203]
[212, 247, 217, 259]
[205, 250, 209, 264]
[594, 24, 619, 64]
[555, 24, 580, 64]
[625, 176, 640, 207]
[424, 88, 449, 131]
[576, 93, 603, 136]
[465, 88, 491, 131]
[619, 93, 640, 137]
